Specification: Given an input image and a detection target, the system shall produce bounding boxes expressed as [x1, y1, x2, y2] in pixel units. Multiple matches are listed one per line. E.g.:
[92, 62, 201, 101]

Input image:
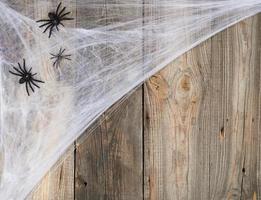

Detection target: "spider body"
[50, 48, 71, 68]
[48, 12, 61, 26]
[9, 59, 44, 96]
[19, 74, 32, 84]
[36, 2, 74, 38]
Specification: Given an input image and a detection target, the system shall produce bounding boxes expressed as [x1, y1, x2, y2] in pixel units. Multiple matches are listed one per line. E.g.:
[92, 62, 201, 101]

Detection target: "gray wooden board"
[74, 0, 143, 199]
[27, 0, 76, 199]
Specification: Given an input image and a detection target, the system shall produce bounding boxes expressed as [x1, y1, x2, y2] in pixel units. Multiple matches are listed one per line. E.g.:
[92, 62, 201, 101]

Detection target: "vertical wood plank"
[27, 1, 76, 199]
[74, 0, 143, 199]
[143, 1, 211, 199]
[240, 15, 261, 199]
[144, 36, 211, 200]
[244, 14, 261, 200]
[74, 0, 106, 199]
[208, 15, 261, 200]
[186, 40, 211, 200]
[257, 14, 261, 200]
[75, 89, 143, 200]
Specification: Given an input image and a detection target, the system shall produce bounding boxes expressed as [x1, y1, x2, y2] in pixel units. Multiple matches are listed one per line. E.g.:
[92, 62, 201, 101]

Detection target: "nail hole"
[146, 113, 150, 120]
[220, 127, 225, 139]
[242, 168, 246, 173]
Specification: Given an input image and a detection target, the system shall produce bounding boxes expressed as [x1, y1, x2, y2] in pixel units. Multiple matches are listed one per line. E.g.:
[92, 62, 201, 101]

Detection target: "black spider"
[36, 2, 74, 38]
[9, 59, 44, 96]
[50, 48, 71, 68]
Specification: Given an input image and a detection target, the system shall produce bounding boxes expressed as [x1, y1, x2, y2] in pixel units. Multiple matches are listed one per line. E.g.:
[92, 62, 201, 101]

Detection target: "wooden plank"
[75, 89, 143, 200]
[74, 0, 106, 199]
[143, 1, 210, 199]
[144, 14, 261, 200]
[228, 14, 260, 199]
[208, 14, 261, 199]
[242, 14, 261, 200]
[74, 0, 143, 199]
[27, 1, 76, 199]
[257, 14, 261, 200]
[143, 34, 211, 200]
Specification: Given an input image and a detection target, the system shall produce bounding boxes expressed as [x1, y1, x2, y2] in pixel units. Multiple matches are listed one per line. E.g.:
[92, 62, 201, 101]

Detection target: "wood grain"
[28, 149, 75, 200]
[144, 13, 261, 200]
[75, 89, 143, 200]
[74, 0, 143, 200]
[28, 1, 76, 199]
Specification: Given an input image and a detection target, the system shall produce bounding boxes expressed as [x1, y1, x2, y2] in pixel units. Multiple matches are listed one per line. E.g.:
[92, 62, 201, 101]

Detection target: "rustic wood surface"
[10, 1, 260, 199]
[143, 14, 261, 200]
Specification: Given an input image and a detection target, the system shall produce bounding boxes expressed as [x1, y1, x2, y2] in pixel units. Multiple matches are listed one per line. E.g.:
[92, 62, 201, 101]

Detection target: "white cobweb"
[0, 0, 260, 199]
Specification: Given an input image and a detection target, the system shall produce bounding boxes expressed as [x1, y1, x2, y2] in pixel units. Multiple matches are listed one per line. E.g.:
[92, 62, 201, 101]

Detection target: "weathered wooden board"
[74, 0, 143, 200]
[75, 89, 143, 200]
[27, 1, 76, 199]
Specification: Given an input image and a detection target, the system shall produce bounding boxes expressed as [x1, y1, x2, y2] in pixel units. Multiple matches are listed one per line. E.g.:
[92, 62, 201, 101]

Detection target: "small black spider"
[36, 2, 74, 38]
[50, 48, 71, 68]
[9, 59, 44, 96]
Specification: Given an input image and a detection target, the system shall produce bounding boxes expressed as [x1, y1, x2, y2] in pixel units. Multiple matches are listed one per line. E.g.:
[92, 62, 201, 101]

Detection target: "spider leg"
[58, 6, 66, 17]
[60, 22, 65, 27]
[25, 82, 30, 96]
[50, 56, 57, 60]
[36, 19, 50, 22]
[28, 81, 34, 93]
[48, 25, 54, 38]
[17, 63, 26, 74]
[30, 80, 40, 88]
[56, 2, 62, 15]
[31, 73, 37, 76]
[23, 59, 28, 73]
[59, 12, 71, 18]
[54, 58, 61, 68]
[63, 54, 72, 60]
[12, 66, 24, 75]
[50, 53, 56, 57]
[61, 48, 66, 54]
[53, 59, 58, 67]
[56, 25, 59, 31]
[43, 24, 53, 33]
[32, 78, 45, 83]
[28, 67, 32, 73]
[39, 21, 52, 28]
[60, 17, 74, 21]
[9, 71, 23, 77]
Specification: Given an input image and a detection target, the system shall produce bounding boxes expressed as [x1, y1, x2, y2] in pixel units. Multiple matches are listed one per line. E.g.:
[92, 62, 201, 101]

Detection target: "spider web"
[0, 0, 260, 199]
